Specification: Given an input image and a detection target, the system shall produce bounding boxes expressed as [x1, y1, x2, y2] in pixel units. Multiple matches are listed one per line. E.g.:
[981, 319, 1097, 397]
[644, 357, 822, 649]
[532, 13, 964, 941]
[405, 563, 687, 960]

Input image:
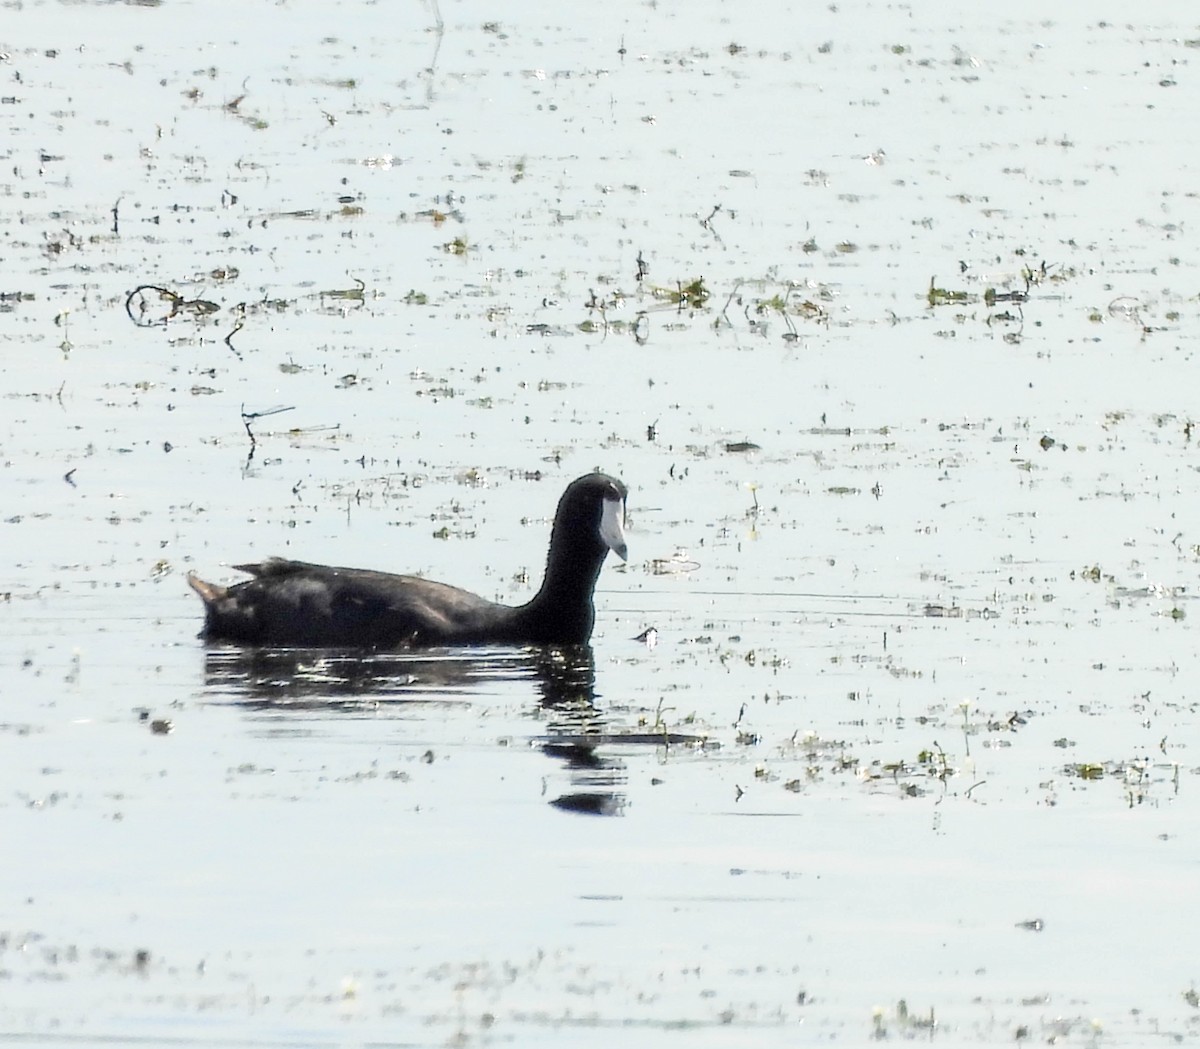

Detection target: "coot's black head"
[554, 472, 628, 563]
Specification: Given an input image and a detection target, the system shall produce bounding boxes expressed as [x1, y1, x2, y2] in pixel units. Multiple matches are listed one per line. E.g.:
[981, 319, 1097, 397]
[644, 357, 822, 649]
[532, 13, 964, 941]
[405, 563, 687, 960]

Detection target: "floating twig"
[241, 403, 295, 450]
[632, 310, 650, 345]
[224, 304, 246, 359]
[721, 280, 744, 327]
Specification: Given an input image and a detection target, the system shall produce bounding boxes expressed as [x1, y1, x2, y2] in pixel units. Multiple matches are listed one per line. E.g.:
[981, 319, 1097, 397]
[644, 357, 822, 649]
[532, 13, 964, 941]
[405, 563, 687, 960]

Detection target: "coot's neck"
[516, 524, 608, 644]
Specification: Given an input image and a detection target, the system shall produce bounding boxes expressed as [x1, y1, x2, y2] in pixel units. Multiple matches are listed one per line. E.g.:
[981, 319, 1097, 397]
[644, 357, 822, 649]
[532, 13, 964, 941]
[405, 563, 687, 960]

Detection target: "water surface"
[3, 1, 1200, 1044]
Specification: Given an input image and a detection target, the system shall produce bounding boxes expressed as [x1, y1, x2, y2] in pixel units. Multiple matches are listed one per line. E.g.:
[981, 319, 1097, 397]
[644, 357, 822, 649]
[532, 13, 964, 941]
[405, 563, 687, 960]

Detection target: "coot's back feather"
[188, 472, 627, 648]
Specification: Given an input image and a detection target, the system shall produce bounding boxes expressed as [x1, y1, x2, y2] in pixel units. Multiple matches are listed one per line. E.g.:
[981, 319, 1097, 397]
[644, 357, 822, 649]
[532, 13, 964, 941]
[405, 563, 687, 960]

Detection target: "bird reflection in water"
[201, 643, 635, 815]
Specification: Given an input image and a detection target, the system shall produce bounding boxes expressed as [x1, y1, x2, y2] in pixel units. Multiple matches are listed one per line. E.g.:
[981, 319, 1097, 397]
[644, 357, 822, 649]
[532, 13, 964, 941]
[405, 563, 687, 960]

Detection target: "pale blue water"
[3, 1, 1199, 1045]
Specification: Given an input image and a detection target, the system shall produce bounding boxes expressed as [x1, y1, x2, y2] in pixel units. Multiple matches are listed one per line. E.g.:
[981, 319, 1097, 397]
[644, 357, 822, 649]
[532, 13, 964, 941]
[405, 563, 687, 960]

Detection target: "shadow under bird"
[187, 472, 628, 648]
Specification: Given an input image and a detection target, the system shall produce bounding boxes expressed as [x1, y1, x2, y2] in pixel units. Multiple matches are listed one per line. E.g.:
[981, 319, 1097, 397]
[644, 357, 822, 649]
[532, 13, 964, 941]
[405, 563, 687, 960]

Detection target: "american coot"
[187, 472, 628, 648]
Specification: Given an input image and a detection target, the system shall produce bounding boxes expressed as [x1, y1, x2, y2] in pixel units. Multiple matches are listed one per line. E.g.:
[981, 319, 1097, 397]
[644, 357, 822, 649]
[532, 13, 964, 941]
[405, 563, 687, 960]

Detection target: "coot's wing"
[226, 560, 507, 647]
[323, 572, 491, 647]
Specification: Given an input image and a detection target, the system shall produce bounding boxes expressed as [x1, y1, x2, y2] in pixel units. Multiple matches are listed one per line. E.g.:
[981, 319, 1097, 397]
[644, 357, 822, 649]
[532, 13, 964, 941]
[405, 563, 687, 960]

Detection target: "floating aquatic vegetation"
[926, 276, 970, 306]
[125, 284, 220, 327]
[647, 276, 709, 306]
[320, 277, 367, 304]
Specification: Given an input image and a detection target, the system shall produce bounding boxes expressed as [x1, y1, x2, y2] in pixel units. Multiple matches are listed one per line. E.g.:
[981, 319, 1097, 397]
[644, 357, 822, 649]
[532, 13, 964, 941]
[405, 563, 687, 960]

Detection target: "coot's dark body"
[188, 473, 627, 648]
